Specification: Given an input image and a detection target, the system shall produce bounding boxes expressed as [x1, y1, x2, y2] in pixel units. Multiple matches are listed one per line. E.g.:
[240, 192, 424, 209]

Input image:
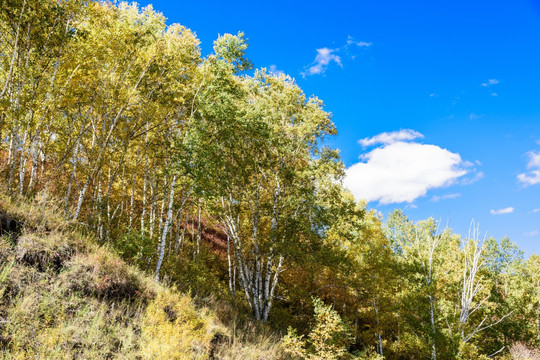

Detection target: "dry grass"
[0, 239, 227, 359]
[16, 233, 80, 272]
[0, 192, 286, 359]
[509, 342, 540, 360]
[0, 191, 68, 234]
[213, 328, 285, 360]
[0, 236, 12, 264]
[140, 290, 227, 359]
[60, 248, 148, 301]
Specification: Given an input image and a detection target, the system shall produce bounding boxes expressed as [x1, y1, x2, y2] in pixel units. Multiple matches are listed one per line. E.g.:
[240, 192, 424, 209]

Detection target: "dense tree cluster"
[1, 1, 539, 358]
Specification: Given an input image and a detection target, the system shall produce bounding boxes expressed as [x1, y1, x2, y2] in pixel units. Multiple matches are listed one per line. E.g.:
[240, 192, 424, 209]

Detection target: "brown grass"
[509, 342, 540, 360]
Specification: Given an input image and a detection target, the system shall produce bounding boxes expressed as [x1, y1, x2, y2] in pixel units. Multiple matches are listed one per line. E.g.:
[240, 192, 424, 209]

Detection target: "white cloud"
[303, 37, 371, 77]
[482, 79, 499, 87]
[526, 151, 540, 168]
[525, 230, 539, 236]
[358, 129, 424, 147]
[491, 92, 498, 96]
[429, 93, 439, 97]
[490, 207, 514, 215]
[302, 48, 342, 77]
[344, 141, 469, 204]
[431, 193, 461, 202]
[346, 36, 372, 48]
[518, 171, 540, 185]
[533, 208, 540, 213]
[517, 151, 540, 186]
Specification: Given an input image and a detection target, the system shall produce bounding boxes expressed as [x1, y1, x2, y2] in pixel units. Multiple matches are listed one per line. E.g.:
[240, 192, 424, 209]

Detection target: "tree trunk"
[155, 175, 176, 281]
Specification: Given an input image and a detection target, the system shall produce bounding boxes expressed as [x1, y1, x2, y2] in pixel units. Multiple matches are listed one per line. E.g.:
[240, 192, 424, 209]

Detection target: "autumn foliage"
[1, 1, 539, 359]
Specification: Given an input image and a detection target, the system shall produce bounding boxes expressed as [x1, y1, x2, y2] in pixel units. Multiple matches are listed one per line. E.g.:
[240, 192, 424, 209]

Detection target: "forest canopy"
[1, 1, 539, 359]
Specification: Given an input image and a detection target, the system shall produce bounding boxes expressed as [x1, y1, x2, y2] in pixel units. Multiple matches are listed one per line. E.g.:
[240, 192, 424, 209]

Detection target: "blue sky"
[138, 0, 540, 255]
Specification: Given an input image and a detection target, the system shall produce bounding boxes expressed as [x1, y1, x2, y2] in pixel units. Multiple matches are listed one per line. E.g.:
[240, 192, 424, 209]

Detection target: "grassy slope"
[0, 193, 283, 359]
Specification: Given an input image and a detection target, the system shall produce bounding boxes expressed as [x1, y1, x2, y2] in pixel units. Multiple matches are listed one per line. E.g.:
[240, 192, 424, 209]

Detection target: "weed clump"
[62, 248, 146, 301]
[0, 192, 66, 234]
[16, 233, 77, 272]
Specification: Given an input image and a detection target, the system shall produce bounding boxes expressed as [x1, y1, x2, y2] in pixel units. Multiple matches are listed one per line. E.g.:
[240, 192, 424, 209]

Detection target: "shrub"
[457, 342, 489, 360]
[283, 297, 354, 360]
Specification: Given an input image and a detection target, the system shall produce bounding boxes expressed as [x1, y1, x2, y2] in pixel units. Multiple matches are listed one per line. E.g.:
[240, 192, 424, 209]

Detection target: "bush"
[457, 342, 489, 360]
[283, 297, 354, 360]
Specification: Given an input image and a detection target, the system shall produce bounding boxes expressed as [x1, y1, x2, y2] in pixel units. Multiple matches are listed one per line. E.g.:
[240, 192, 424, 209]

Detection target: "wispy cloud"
[460, 170, 484, 185]
[517, 151, 540, 186]
[344, 131, 472, 204]
[346, 36, 372, 48]
[268, 64, 285, 76]
[490, 207, 514, 215]
[302, 48, 342, 77]
[482, 79, 499, 87]
[358, 129, 423, 147]
[469, 113, 483, 120]
[525, 230, 539, 236]
[431, 193, 461, 202]
[302, 37, 371, 77]
[481, 78, 499, 96]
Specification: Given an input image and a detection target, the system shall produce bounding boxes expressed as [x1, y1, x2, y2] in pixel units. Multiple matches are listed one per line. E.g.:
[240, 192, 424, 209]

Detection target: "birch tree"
[385, 210, 461, 359]
[189, 36, 341, 321]
[456, 223, 514, 356]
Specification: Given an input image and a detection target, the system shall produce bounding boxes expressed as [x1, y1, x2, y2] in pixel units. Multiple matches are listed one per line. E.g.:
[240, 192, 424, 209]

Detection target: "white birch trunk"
[155, 175, 176, 281]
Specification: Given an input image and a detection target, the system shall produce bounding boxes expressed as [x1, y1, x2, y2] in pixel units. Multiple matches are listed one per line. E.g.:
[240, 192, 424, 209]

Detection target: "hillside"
[0, 193, 283, 359]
